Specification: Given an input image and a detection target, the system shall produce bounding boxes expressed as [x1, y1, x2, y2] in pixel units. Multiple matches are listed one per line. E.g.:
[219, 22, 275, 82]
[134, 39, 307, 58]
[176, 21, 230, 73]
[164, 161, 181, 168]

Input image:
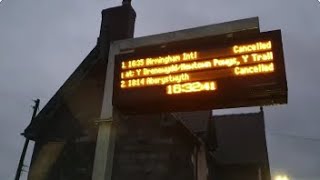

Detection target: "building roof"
[24, 4, 137, 141]
[24, 46, 102, 140]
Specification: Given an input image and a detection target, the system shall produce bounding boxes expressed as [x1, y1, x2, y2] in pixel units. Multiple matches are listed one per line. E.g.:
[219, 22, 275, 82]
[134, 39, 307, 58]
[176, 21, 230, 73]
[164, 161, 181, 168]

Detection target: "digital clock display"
[166, 81, 217, 95]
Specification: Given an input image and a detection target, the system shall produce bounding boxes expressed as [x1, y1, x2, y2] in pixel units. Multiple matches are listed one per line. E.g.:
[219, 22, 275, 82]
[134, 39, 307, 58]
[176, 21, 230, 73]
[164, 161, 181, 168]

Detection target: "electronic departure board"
[113, 30, 287, 113]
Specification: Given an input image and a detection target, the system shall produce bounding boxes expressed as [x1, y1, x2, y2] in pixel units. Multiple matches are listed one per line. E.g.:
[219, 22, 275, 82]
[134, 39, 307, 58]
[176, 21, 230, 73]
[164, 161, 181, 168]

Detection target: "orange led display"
[120, 51, 274, 80]
[113, 30, 287, 113]
[118, 48, 275, 93]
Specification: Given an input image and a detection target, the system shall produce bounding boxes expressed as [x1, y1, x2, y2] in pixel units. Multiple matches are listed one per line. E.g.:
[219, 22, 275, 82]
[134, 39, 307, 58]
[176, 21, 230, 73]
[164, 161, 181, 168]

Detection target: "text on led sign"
[118, 41, 275, 95]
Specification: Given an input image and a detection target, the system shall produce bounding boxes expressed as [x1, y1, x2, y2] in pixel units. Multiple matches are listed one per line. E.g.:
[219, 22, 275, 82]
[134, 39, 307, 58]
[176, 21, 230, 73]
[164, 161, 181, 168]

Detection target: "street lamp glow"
[275, 175, 289, 180]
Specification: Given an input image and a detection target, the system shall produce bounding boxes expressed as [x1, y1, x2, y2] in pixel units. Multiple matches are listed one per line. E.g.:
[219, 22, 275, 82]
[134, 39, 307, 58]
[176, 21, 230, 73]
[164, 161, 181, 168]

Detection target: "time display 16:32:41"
[166, 81, 217, 95]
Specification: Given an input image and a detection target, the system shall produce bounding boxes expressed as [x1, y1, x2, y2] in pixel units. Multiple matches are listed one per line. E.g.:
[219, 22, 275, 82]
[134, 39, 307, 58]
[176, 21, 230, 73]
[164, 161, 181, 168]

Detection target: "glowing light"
[121, 50, 274, 79]
[122, 51, 198, 70]
[251, 51, 273, 62]
[213, 57, 240, 67]
[119, 39, 277, 95]
[120, 73, 190, 88]
[234, 63, 274, 75]
[121, 60, 212, 79]
[166, 81, 217, 95]
[274, 175, 289, 180]
[233, 41, 272, 54]
[183, 51, 198, 61]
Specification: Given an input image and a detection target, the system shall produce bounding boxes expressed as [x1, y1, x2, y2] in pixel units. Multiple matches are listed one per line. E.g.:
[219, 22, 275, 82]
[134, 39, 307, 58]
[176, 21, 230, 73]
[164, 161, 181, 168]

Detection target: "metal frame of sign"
[106, 17, 287, 113]
[113, 30, 287, 113]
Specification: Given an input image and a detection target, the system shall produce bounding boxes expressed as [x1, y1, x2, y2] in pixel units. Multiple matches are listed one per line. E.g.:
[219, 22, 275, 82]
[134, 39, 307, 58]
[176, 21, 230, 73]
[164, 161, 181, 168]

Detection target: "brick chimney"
[98, 2, 136, 59]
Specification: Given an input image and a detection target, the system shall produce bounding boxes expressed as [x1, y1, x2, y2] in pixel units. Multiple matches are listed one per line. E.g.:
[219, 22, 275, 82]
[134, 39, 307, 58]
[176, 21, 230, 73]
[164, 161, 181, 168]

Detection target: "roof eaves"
[24, 45, 100, 140]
